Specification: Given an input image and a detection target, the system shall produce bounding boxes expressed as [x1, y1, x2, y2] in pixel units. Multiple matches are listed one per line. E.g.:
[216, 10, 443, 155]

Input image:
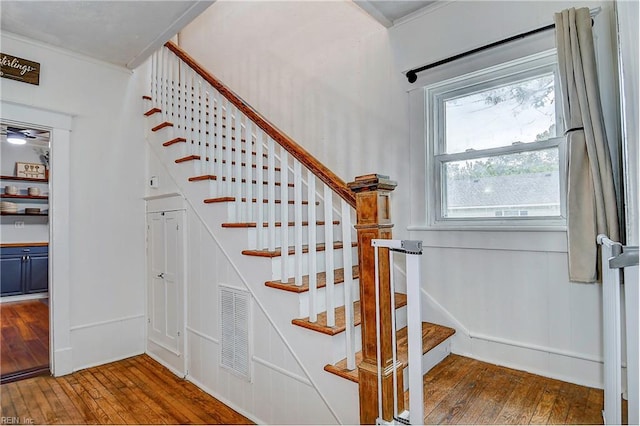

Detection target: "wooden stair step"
[163, 137, 187, 146]
[185, 173, 294, 187]
[203, 197, 318, 205]
[292, 293, 406, 336]
[222, 220, 339, 228]
[242, 241, 357, 258]
[324, 322, 456, 383]
[142, 95, 152, 101]
[144, 107, 162, 116]
[265, 265, 359, 293]
[152, 121, 173, 132]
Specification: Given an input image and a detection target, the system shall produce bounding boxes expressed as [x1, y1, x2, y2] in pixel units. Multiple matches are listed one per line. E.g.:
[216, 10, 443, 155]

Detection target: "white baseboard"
[1, 293, 48, 303]
[70, 314, 145, 371]
[187, 376, 266, 425]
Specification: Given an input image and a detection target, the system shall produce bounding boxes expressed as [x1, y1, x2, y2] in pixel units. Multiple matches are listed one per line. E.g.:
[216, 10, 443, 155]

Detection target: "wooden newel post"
[347, 174, 402, 424]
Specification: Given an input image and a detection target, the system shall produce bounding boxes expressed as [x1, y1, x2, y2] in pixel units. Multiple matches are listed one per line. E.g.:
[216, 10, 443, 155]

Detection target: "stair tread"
[324, 322, 456, 383]
[184, 173, 294, 187]
[242, 241, 357, 258]
[204, 197, 318, 205]
[292, 294, 407, 336]
[266, 265, 359, 293]
[222, 220, 339, 228]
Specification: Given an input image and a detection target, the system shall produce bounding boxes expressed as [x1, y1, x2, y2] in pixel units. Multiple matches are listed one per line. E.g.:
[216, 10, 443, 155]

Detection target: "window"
[425, 51, 566, 226]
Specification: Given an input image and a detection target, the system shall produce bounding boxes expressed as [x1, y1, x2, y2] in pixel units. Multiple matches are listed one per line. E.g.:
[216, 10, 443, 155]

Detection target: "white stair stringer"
[144, 109, 361, 424]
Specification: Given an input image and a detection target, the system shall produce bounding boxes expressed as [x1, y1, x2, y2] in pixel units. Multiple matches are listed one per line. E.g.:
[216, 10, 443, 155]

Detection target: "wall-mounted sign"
[1, 53, 40, 85]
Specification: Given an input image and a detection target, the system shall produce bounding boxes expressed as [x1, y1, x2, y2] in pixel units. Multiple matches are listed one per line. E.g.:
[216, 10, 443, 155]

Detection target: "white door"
[147, 210, 185, 376]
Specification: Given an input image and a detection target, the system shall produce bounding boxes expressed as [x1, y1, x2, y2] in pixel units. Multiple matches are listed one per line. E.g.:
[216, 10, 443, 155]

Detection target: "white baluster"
[213, 91, 223, 198]
[224, 101, 233, 195]
[294, 161, 303, 286]
[324, 184, 335, 327]
[280, 150, 289, 281]
[244, 120, 253, 224]
[267, 137, 276, 252]
[185, 69, 193, 157]
[308, 171, 318, 322]
[172, 56, 179, 126]
[255, 130, 265, 250]
[151, 51, 156, 107]
[233, 110, 243, 222]
[158, 48, 165, 121]
[199, 80, 206, 176]
[341, 200, 355, 369]
[163, 49, 169, 123]
[181, 64, 189, 158]
[168, 51, 174, 123]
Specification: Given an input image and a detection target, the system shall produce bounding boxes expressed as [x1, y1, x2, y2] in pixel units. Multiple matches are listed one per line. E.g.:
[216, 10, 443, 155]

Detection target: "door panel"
[146, 210, 185, 374]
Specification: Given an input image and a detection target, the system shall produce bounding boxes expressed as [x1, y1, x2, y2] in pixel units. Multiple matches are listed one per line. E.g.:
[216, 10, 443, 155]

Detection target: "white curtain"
[554, 7, 619, 283]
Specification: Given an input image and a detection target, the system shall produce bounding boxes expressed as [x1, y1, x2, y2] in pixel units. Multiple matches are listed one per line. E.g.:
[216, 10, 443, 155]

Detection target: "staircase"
[143, 41, 455, 424]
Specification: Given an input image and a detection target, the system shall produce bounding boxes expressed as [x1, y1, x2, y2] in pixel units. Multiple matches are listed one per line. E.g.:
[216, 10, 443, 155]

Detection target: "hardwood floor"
[411, 354, 606, 425]
[0, 351, 621, 425]
[0, 355, 253, 424]
[0, 299, 49, 382]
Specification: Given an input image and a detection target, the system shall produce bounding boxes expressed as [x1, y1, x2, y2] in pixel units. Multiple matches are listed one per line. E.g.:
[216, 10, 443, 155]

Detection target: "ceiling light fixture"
[7, 134, 27, 145]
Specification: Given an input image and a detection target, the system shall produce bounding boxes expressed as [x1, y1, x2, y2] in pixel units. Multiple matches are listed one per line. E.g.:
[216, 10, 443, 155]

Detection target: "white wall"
[0, 32, 147, 371]
[178, 0, 411, 231]
[393, 0, 621, 388]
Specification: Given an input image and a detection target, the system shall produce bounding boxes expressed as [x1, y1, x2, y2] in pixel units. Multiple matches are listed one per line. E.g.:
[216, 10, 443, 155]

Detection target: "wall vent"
[219, 285, 251, 380]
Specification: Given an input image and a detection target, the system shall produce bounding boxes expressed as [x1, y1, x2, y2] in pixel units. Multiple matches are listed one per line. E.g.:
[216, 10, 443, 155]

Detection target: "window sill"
[407, 224, 567, 232]
[407, 224, 568, 253]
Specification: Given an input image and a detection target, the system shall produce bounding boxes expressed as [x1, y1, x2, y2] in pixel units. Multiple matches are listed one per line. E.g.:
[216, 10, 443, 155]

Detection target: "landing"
[411, 354, 621, 425]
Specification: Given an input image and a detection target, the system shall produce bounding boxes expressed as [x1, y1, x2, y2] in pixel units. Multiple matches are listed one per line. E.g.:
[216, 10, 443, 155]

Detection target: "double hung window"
[425, 51, 566, 226]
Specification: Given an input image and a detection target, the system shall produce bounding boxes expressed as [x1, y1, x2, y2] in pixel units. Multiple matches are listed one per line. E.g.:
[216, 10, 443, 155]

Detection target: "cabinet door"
[25, 253, 48, 294]
[1, 255, 24, 296]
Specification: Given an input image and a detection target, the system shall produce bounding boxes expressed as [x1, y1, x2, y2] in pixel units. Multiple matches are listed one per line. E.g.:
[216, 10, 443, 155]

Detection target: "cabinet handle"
[157, 272, 165, 279]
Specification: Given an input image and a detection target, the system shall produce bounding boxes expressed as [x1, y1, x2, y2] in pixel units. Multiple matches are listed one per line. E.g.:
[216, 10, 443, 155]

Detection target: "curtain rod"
[405, 7, 602, 84]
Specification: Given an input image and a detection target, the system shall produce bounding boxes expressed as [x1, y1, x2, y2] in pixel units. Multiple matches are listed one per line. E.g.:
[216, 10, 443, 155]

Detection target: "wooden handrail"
[164, 41, 356, 208]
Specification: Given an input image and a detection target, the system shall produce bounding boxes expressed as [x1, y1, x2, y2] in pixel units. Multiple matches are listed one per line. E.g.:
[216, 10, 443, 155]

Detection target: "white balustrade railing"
[150, 45, 358, 369]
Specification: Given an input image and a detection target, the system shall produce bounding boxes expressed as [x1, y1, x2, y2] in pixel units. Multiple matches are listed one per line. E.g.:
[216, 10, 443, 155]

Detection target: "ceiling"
[0, 0, 434, 70]
[354, 0, 437, 27]
[0, 1, 214, 69]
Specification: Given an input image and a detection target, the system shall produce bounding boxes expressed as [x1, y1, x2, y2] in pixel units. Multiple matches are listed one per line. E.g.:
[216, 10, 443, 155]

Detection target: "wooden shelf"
[1, 194, 48, 200]
[0, 175, 48, 183]
[0, 212, 48, 217]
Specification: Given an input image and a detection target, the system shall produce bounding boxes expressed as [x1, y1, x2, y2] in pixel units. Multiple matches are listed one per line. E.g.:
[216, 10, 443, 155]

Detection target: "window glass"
[443, 73, 556, 154]
[442, 148, 561, 219]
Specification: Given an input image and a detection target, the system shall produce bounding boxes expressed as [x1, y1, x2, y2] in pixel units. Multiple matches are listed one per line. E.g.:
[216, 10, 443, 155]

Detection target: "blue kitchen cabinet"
[0, 245, 49, 296]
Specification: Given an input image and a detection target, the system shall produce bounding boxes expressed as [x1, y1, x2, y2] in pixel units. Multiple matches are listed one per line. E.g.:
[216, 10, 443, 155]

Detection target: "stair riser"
[401, 338, 451, 391]
[244, 224, 346, 250]
[225, 202, 339, 224]
[296, 280, 361, 319]
[270, 246, 359, 281]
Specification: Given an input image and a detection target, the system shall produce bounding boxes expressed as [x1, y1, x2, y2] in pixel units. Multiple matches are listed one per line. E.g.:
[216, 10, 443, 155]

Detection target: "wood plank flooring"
[0, 355, 253, 424]
[1, 351, 622, 425]
[0, 300, 49, 382]
[411, 354, 606, 425]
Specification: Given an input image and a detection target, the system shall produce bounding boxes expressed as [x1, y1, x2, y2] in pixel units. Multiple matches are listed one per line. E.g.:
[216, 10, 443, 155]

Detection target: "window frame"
[424, 49, 568, 229]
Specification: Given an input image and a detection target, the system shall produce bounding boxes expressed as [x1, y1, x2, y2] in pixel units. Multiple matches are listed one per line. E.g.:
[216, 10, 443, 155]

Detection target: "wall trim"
[252, 355, 313, 387]
[468, 332, 603, 364]
[69, 313, 145, 331]
[186, 326, 219, 345]
[73, 351, 144, 373]
[187, 376, 266, 425]
[146, 350, 186, 379]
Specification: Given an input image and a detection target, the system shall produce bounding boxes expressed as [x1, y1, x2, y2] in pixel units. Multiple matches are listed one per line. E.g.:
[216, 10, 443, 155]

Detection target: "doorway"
[0, 123, 51, 383]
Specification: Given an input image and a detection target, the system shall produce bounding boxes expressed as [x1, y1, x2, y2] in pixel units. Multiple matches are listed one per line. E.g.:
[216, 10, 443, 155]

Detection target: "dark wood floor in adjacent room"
[0, 355, 253, 424]
[0, 299, 49, 382]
